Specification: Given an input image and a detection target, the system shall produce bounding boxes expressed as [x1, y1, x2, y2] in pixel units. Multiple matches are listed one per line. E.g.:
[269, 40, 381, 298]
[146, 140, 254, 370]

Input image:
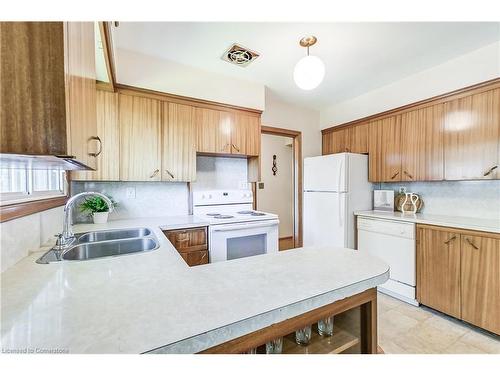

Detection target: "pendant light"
[293, 36, 325, 90]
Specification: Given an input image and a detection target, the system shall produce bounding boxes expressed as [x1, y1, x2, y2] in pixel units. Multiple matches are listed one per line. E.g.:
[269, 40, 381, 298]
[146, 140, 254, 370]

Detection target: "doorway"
[257, 126, 302, 250]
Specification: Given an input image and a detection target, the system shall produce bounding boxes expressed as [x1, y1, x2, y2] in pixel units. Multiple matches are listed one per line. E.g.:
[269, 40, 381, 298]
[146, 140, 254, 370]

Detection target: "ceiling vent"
[222, 44, 260, 67]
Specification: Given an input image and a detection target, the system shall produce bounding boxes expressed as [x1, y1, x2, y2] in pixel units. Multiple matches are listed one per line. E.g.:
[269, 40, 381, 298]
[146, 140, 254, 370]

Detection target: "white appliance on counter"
[192, 190, 279, 263]
[357, 216, 417, 305]
[303, 153, 371, 248]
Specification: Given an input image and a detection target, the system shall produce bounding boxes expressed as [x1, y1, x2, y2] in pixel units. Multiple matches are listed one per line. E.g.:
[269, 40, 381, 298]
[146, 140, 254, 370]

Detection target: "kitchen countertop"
[355, 210, 500, 234]
[1, 216, 389, 354]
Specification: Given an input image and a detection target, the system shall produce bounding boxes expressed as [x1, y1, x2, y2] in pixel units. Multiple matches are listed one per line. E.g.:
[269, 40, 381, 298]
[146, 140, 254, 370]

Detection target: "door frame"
[260, 126, 303, 248]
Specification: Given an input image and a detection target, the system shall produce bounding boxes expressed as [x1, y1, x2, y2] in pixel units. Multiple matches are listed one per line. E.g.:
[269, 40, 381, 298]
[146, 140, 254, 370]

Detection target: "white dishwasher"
[357, 216, 417, 305]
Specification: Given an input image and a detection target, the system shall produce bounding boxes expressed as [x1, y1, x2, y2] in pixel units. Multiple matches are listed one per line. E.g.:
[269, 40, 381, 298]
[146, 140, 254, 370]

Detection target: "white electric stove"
[193, 190, 279, 263]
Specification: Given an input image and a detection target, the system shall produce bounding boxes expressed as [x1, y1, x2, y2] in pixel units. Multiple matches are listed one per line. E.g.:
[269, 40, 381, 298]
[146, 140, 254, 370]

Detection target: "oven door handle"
[212, 221, 279, 232]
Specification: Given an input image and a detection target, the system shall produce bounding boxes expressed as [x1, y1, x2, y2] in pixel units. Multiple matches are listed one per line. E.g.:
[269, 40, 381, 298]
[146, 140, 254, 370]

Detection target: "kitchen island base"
[201, 288, 378, 354]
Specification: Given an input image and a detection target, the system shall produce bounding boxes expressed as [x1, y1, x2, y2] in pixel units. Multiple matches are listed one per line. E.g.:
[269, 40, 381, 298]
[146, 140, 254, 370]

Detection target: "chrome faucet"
[54, 192, 114, 252]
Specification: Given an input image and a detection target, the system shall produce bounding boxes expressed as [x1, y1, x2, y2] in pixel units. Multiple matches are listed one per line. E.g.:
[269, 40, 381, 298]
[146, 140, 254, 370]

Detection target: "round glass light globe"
[293, 55, 325, 90]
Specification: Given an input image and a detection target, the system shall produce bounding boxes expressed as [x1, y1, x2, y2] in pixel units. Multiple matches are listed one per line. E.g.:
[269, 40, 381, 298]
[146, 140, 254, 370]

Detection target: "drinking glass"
[295, 325, 312, 345]
[318, 316, 334, 337]
[265, 337, 283, 354]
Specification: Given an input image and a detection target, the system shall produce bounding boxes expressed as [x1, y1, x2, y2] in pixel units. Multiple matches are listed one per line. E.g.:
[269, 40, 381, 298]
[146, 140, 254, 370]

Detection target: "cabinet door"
[83, 90, 120, 181]
[195, 107, 232, 154]
[180, 250, 209, 267]
[368, 116, 401, 182]
[162, 102, 196, 182]
[65, 22, 98, 176]
[416, 226, 461, 318]
[461, 234, 500, 334]
[119, 94, 161, 181]
[348, 123, 368, 154]
[400, 104, 444, 181]
[232, 114, 261, 156]
[444, 89, 500, 180]
[322, 128, 349, 154]
[1, 22, 67, 155]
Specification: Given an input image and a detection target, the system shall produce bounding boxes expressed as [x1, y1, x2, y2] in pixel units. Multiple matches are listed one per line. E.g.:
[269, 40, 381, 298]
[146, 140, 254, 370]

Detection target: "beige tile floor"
[335, 292, 500, 354]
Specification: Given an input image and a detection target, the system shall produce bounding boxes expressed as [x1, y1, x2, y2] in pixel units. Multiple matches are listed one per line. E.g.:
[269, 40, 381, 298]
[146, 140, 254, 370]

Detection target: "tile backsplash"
[71, 156, 249, 223]
[379, 180, 500, 220]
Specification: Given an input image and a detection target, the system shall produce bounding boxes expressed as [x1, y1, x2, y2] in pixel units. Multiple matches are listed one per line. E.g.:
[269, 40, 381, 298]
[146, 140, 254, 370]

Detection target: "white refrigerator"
[303, 153, 372, 249]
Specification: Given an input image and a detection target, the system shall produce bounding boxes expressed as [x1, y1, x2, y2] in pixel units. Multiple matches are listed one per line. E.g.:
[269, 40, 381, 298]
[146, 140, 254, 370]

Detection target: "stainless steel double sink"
[36, 227, 160, 264]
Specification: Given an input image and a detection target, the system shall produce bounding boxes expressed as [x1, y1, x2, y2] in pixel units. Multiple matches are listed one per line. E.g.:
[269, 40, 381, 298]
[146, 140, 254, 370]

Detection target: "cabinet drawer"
[163, 227, 208, 253]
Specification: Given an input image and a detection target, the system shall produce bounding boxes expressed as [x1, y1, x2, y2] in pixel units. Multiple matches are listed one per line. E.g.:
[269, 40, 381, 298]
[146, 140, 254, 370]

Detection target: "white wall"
[320, 41, 500, 128]
[115, 48, 266, 111]
[261, 89, 321, 159]
[0, 206, 63, 272]
[257, 134, 294, 238]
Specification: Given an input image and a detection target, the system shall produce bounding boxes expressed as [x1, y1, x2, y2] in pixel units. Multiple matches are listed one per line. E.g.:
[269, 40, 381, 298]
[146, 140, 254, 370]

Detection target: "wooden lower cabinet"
[179, 250, 209, 267]
[417, 224, 500, 334]
[416, 226, 461, 318]
[163, 227, 209, 267]
[460, 234, 500, 334]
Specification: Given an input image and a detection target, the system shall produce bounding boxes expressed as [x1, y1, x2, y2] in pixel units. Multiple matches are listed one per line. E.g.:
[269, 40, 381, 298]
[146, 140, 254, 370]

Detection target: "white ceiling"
[112, 22, 500, 110]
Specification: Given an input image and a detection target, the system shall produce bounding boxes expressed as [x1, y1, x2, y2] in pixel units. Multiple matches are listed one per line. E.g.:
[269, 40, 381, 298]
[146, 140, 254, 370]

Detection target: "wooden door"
[119, 94, 161, 181]
[82, 90, 120, 181]
[348, 123, 368, 153]
[195, 107, 232, 154]
[400, 104, 444, 181]
[65, 22, 98, 177]
[368, 115, 402, 182]
[460, 233, 500, 334]
[162, 102, 196, 182]
[0, 22, 67, 155]
[232, 113, 261, 156]
[416, 226, 461, 318]
[444, 89, 500, 180]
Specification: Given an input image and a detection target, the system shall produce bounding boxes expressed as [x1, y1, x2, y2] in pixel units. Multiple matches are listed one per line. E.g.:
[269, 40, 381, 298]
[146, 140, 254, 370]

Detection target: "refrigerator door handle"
[338, 158, 344, 191]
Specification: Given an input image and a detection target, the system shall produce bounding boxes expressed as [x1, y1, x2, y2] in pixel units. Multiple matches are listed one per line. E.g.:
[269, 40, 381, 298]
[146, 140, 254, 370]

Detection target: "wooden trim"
[416, 223, 500, 239]
[99, 22, 116, 91]
[279, 235, 293, 240]
[260, 125, 303, 247]
[115, 84, 262, 116]
[200, 288, 377, 354]
[0, 196, 67, 223]
[321, 78, 500, 134]
[360, 298, 377, 353]
[261, 125, 301, 137]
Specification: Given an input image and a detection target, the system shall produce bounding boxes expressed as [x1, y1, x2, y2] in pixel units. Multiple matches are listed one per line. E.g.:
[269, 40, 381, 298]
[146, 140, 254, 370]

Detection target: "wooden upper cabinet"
[195, 107, 232, 154]
[162, 102, 196, 182]
[81, 89, 120, 181]
[444, 89, 500, 180]
[368, 116, 402, 182]
[416, 226, 461, 318]
[233, 114, 260, 156]
[0, 22, 67, 155]
[322, 128, 348, 154]
[119, 94, 161, 181]
[65, 22, 98, 171]
[348, 123, 368, 154]
[460, 233, 500, 334]
[400, 104, 444, 181]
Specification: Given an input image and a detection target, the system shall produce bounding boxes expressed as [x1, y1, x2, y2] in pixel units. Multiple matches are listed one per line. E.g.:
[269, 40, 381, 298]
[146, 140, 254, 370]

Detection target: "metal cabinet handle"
[150, 169, 159, 178]
[165, 169, 175, 179]
[231, 143, 240, 152]
[404, 170, 413, 179]
[390, 171, 400, 180]
[88, 136, 102, 157]
[483, 165, 498, 177]
[444, 235, 456, 244]
[465, 238, 479, 250]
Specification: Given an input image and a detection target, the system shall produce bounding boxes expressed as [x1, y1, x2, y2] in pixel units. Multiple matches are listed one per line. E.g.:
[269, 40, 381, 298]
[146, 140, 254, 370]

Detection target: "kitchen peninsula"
[1, 217, 389, 354]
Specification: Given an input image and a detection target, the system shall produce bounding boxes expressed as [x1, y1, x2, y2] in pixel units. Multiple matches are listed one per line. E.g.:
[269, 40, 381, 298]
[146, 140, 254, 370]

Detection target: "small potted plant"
[79, 195, 116, 224]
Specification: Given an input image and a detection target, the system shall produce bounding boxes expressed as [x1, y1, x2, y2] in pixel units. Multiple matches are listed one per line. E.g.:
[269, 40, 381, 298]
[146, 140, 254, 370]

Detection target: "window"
[0, 168, 67, 205]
